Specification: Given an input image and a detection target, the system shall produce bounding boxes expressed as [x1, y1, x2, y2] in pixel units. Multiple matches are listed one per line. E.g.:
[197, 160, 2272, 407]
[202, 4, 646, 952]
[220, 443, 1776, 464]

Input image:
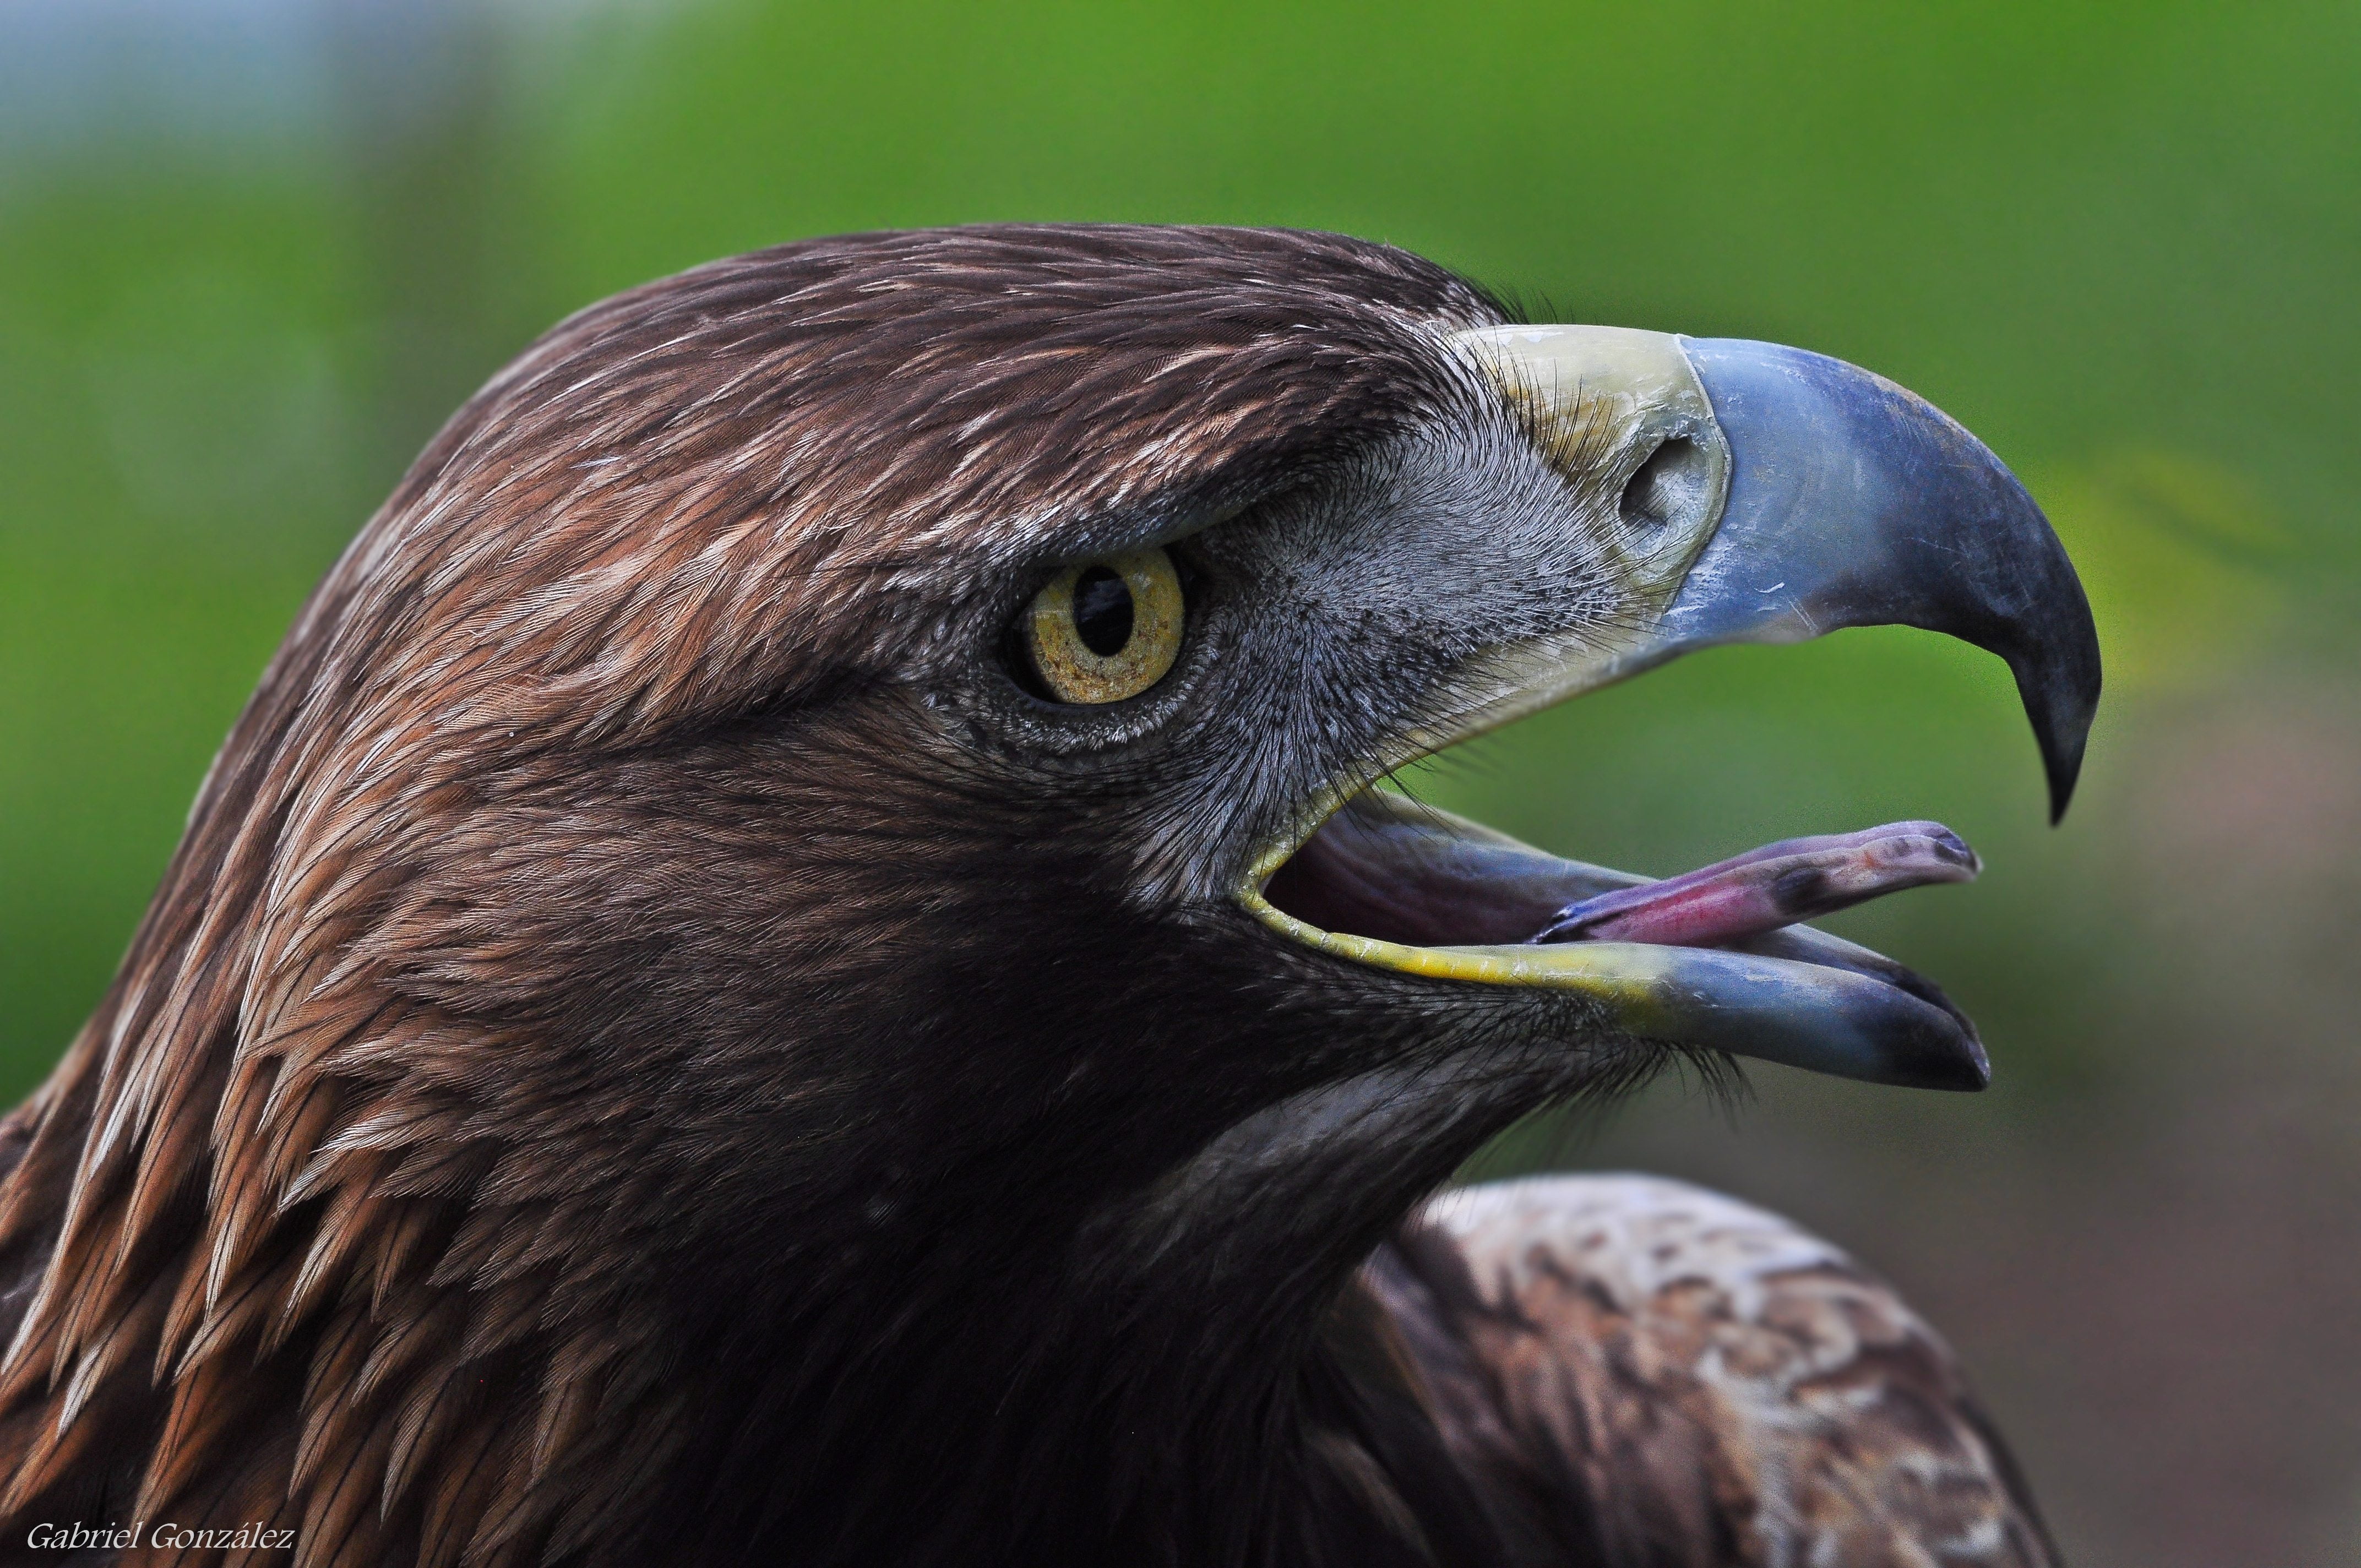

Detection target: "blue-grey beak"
[1668, 338, 2102, 821]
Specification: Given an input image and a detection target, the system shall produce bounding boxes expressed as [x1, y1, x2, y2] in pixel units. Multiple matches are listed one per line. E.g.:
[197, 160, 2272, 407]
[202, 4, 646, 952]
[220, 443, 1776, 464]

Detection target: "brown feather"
[1373, 1175, 2062, 1567]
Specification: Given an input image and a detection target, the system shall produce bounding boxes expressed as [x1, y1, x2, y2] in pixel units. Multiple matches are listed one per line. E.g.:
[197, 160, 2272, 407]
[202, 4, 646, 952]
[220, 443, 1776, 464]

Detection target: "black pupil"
[1070, 566, 1134, 656]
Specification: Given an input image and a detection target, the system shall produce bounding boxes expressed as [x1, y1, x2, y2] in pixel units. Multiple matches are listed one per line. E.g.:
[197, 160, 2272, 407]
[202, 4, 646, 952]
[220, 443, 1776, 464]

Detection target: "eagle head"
[0, 225, 2096, 1567]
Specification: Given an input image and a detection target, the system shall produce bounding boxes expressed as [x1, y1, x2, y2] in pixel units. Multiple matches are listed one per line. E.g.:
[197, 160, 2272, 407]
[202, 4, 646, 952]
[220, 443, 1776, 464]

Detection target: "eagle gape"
[0, 226, 2095, 1566]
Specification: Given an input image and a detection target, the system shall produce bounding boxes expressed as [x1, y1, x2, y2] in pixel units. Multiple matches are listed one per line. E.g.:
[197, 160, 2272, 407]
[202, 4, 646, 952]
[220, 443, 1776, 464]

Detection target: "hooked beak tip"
[1672, 336, 2104, 827]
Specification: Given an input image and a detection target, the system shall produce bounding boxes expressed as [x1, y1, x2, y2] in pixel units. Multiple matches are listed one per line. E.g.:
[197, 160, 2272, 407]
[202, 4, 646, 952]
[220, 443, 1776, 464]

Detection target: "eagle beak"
[1449, 327, 2102, 820]
[1662, 337, 2101, 823]
[1248, 328, 2102, 1090]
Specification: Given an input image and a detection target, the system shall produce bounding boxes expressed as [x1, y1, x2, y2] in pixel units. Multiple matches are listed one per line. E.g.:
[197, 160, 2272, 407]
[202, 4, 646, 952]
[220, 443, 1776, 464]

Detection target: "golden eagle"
[0, 226, 2096, 1567]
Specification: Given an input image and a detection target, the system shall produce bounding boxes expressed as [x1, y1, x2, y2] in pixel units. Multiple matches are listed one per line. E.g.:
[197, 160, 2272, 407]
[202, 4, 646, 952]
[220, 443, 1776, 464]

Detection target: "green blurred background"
[2, 1, 2355, 1559]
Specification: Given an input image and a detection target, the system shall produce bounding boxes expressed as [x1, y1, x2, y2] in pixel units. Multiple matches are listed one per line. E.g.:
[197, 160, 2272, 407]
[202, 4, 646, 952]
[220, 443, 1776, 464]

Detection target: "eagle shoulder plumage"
[0, 225, 2092, 1566]
[1369, 1177, 2056, 1566]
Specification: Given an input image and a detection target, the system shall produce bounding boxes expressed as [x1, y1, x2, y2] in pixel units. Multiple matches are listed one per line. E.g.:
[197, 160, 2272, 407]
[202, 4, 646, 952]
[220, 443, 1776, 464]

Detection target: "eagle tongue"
[1527, 821, 1981, 948]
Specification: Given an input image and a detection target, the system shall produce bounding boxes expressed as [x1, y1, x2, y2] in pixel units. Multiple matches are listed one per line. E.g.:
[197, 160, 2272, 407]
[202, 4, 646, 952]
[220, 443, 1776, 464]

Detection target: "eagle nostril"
[1619, 437, 1709, 541]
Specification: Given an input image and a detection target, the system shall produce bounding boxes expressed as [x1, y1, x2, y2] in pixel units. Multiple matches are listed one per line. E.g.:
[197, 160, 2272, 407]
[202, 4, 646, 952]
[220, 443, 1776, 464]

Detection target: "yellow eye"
[1022, 546, 1185, 704]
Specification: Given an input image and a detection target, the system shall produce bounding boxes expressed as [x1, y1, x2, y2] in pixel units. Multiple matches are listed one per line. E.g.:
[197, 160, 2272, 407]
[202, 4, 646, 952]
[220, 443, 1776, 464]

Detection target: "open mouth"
[1226, 325, 2098, 1091]
[1243, 789, 1994, 1088]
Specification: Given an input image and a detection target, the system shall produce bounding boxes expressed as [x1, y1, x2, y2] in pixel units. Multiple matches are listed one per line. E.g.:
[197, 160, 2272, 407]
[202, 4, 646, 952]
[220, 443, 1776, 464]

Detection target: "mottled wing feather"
[1367, 1174, 2061, 1568]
